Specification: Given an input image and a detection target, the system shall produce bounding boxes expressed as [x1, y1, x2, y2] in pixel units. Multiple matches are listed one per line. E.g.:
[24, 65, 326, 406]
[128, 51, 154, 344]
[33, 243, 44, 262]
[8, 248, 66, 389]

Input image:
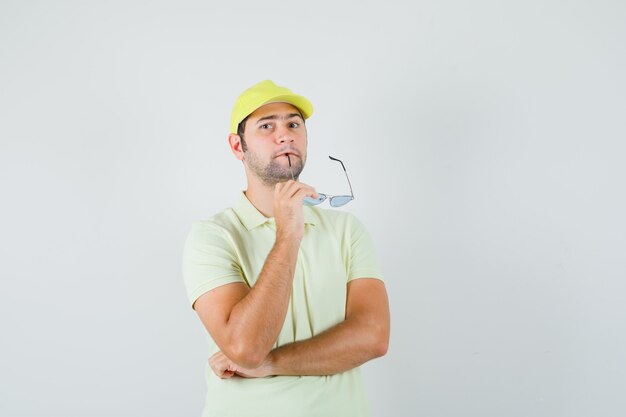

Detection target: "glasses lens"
[304, 194, 327, 206]
[329, 196, 353, 207]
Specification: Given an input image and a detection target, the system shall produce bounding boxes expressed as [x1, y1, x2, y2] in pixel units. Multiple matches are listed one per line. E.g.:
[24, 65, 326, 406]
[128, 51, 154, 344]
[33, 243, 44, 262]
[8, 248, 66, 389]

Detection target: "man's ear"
[228, 133, 244, 161]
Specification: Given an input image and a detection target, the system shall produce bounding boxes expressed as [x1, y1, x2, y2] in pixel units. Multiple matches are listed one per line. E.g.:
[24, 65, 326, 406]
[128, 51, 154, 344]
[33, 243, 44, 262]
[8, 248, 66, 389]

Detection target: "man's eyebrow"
[255, 113, 303, 125]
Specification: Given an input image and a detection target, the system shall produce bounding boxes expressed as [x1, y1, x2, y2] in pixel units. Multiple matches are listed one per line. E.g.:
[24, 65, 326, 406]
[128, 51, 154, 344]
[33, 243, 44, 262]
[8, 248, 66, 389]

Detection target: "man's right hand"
[273, 180, 318, 242]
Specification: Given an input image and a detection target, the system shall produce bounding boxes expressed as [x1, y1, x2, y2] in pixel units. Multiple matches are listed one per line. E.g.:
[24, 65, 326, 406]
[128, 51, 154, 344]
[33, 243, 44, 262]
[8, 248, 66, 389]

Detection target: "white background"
[1, 1, 625, 416]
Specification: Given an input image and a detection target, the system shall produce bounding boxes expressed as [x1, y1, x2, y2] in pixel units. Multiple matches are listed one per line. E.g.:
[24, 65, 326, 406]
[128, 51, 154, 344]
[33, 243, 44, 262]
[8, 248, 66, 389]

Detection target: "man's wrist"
[272, 235, 302, 262]
[275, 231, 303, 247]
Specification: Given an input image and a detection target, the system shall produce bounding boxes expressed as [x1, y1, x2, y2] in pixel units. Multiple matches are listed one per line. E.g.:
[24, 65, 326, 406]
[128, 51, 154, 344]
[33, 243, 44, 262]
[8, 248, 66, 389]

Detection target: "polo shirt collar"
[233, 191, 317, 231]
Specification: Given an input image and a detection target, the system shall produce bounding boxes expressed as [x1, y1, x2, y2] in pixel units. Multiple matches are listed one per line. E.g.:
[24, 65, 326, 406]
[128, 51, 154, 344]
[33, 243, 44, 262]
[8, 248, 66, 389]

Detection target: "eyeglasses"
[287, 155, 355, 207]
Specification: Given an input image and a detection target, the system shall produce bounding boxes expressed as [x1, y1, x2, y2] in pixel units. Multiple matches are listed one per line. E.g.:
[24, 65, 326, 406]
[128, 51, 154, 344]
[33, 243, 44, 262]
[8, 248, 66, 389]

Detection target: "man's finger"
[280, 183, 318, 202]
[221, 370, 235, 379]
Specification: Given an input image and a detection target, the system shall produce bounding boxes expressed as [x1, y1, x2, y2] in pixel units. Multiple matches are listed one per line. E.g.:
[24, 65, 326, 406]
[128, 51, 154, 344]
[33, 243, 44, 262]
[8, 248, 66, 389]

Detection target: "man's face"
[241, 102, 308, 186]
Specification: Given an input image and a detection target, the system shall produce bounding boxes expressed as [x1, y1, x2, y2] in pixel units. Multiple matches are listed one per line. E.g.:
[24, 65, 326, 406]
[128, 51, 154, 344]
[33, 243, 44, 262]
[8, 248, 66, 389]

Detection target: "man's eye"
[260, 124, 272, 129]
[289, 122, 300, 128]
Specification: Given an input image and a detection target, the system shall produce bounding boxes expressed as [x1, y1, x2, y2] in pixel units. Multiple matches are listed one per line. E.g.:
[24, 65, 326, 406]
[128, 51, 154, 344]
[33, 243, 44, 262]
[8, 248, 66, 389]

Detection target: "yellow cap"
[229, 80, 314, 134]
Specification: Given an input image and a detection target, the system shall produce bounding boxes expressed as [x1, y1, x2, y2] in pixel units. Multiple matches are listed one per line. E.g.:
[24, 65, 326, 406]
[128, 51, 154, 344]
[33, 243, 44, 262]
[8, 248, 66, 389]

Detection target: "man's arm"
[209, 278, 390, 378]
[268, 278, 390, 375]
[194, 181, 318, 369]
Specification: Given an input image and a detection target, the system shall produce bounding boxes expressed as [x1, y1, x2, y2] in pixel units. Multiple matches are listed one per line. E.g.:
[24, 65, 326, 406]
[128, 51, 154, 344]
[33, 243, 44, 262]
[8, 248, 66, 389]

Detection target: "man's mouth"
[276, 152, 299, 158]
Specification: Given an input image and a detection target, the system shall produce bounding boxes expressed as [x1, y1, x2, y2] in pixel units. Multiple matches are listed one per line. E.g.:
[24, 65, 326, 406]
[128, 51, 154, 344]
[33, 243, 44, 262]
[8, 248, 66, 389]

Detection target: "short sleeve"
[346, 213, 384, 282]
[182, 221, 246, 308]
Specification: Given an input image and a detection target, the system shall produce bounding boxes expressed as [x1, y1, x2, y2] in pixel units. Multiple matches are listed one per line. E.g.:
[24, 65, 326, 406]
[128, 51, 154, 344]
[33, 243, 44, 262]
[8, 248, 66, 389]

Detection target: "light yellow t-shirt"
[183, 191, 384, 417]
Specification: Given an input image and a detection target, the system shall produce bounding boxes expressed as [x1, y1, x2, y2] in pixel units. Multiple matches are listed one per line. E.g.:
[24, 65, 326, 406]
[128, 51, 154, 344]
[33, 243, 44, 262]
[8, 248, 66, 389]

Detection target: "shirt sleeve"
[346, 213, 385, 282]
[182, 221, 246, 308]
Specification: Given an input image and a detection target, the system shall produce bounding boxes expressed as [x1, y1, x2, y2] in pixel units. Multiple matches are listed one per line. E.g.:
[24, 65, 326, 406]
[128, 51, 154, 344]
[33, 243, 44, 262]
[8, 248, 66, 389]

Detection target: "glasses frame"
[287, 155, 355, 207]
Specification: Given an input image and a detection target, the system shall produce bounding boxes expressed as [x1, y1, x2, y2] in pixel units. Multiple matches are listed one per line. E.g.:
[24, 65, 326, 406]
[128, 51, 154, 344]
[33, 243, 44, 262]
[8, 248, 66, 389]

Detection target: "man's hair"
[237, 116, 249, 152]
[236, 107, 305, 153]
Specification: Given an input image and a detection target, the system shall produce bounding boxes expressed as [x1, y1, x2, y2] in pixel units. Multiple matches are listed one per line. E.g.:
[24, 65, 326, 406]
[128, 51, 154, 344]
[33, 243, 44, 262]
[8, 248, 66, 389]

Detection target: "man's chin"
[270, 160, 303, 174]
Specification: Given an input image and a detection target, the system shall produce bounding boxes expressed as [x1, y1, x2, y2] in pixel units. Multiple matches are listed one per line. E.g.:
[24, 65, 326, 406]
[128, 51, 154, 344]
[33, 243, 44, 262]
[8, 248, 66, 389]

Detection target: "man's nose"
[275, 126, 294, 143]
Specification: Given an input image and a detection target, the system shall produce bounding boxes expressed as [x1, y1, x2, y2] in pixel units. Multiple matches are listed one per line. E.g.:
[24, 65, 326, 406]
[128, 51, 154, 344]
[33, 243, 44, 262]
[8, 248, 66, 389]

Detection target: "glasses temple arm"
[287, 155, 295, 181]
[329, 156, 354, 198]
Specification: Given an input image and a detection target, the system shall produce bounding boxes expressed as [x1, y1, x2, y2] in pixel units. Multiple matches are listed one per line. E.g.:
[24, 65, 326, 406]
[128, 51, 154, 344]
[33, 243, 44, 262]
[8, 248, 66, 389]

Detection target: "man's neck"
[244, 180, 277, 218]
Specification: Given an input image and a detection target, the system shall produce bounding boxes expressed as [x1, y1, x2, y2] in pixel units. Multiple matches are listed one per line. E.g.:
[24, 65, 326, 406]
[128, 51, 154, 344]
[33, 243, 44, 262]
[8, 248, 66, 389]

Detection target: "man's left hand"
[208, 351, 273, 379]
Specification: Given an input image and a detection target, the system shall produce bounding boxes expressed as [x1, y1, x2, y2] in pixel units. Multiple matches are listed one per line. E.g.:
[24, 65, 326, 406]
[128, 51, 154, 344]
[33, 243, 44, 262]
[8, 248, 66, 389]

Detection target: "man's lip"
[276, 152, 298, 158]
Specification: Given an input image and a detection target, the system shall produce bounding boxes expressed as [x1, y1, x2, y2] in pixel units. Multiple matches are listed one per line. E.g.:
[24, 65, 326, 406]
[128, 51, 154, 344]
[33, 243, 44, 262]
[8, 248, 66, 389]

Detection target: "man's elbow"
[373, 335, 389, 358]
[371, 321, 390, 358]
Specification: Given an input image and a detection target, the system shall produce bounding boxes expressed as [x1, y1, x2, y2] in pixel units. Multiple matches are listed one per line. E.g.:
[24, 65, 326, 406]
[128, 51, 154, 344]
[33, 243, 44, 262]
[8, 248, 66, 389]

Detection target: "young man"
[183, 80, 390, 417]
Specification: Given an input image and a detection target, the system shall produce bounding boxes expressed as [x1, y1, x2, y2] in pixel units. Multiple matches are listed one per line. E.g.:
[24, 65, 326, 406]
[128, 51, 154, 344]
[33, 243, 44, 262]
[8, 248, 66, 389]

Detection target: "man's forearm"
[265, 314, 388, 376]
[207, 280, 390, 379]
[225, 236, 299, 367]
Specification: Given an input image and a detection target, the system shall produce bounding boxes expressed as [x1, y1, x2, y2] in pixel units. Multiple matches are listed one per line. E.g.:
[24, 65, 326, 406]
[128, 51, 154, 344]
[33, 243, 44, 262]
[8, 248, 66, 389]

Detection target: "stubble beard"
[245, 151, 306, 186]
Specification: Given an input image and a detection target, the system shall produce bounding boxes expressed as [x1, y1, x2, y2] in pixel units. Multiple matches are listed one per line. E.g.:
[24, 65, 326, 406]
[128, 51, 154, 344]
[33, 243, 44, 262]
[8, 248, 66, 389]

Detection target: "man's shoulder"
[188, 206, 241, 238]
